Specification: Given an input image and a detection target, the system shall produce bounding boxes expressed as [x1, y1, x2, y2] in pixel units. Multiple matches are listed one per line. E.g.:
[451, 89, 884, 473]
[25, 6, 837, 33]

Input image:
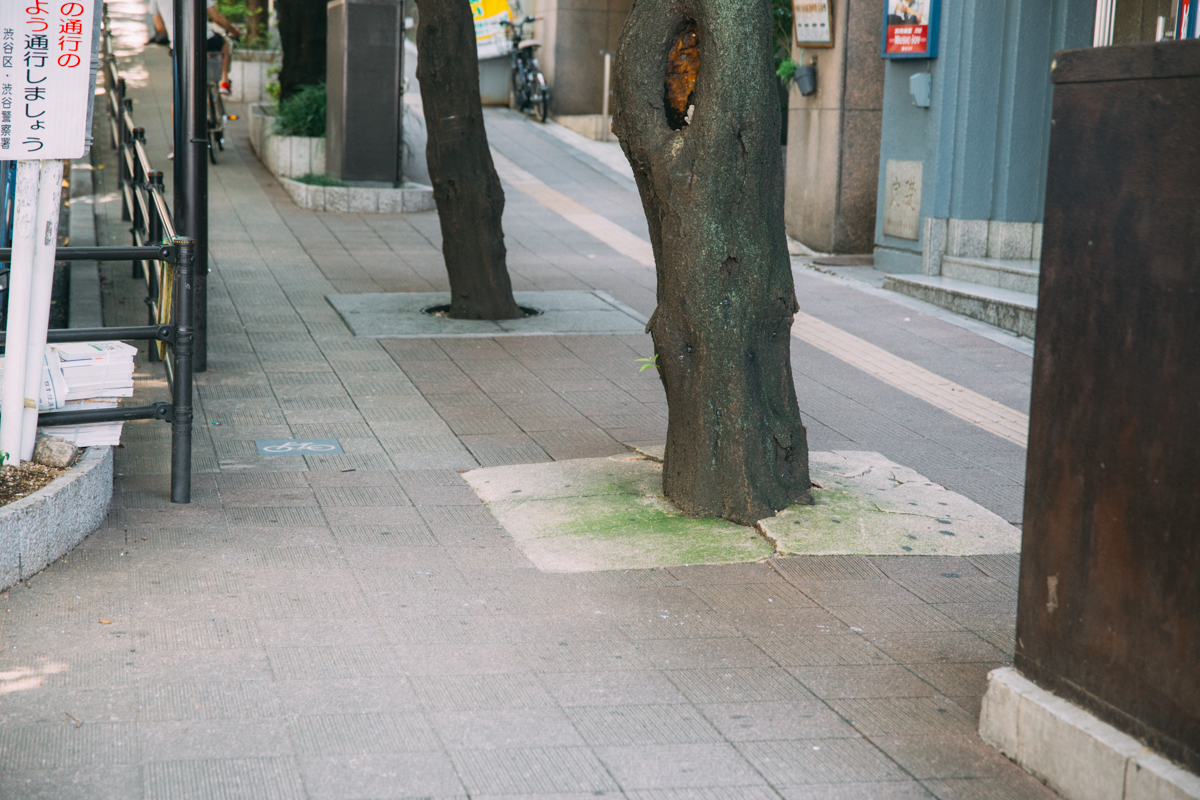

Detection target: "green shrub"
[295, 173, 344, 187]
[275, 84, 326, 137]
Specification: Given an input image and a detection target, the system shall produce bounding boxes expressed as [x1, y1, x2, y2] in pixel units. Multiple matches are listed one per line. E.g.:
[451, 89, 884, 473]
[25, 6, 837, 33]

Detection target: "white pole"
[1, 162, 43, 466]
[600, 51, 613, 142]
[21, 159, 66, 461]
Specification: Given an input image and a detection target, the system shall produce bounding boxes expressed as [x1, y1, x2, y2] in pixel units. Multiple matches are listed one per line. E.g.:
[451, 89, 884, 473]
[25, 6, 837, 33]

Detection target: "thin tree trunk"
[416, 0, 523, 320]
[612, 0, 813, 525]
[245, 0, 266, 45]
[276, 0, 326, 99]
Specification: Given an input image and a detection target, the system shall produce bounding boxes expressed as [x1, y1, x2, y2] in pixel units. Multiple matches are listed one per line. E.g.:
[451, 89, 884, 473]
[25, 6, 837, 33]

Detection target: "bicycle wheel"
[534, 74, 549, 123]
[206, 85, 219, 164]
[214, 93, 227, 151]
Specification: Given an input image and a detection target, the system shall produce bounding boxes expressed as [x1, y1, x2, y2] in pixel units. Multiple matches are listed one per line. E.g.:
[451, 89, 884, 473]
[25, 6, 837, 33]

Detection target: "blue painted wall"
[874, 0, 1094, 273]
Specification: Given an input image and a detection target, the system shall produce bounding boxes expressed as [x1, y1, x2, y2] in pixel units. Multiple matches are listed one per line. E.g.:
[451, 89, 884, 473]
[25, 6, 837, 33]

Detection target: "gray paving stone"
[595, 743, 765, 789]
[790, 666, 941, 699]
[289, 712, 440, 755]
[451, 748, 619, 795]
[626, 789, 780, 800]
[739, 738, 907, 785]
[701, 701, 861, 741]
[664, 668, 816, 704]
[265, 646, 403, 680]
[410, 673, 557, 711]
[776, 782, 935, 799]
[143, 756, 306, 800]
[540, 670, 689, 707]
[0, 722, 139, 770]
[751, 635, 893, 667]
[433, 708, 586, 749]
[830, 697, 979, 736]
[569, 704, 722, 746]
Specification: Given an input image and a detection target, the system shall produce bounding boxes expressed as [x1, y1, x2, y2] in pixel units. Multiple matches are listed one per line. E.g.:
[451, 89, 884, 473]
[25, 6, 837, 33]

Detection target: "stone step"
[941, 255, 1041, 295]
[882, 274, 1037, 339]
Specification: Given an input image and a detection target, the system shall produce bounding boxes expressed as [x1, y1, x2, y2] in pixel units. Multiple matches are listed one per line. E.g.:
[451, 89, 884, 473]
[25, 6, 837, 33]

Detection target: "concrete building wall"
[784, 0, 885, 255]
[533, 0, 632, 117]
[873, 0, 1094, 274]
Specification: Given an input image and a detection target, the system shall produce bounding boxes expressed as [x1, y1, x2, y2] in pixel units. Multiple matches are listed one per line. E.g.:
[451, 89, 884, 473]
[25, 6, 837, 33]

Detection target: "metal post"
[173, 0, 208, 372]
[131, 128, 146, 277]
[119, 93, 131, 221]
[170, 236, 194, 504]
[146, 171, 164, 362]
[600, 50, 614, 142]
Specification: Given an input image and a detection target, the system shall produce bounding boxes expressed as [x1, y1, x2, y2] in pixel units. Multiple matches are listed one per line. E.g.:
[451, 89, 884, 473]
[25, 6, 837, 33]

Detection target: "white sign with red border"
[0, 0, 96, 159]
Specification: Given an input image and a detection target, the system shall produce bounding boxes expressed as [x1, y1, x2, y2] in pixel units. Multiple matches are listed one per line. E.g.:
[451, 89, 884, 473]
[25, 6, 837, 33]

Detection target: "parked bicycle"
[502, 16, 550, 123]
[206, 52, 228, 163]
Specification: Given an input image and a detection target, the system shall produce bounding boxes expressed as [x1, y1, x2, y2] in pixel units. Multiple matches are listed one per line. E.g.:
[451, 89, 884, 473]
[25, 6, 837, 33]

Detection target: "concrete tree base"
[0, 447, 113, 590]
[464, 450, 1020, 572]
[980, 667, 1200, 800]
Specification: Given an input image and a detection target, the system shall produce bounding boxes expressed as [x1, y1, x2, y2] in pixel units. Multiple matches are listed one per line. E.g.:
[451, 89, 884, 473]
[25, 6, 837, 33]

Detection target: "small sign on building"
[881, 0, 940, 59]
[882, 159, 922, 240]
[0, 0, 98, 159]
[794, 1, 834, 48]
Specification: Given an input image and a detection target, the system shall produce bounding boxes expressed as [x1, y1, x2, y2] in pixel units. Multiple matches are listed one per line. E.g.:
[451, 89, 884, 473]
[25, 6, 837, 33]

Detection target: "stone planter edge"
[0, 446, 113, 591]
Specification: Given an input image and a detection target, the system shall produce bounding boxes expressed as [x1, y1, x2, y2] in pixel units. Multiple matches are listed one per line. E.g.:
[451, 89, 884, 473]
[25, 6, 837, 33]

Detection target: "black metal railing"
[8, 6, 200, 503]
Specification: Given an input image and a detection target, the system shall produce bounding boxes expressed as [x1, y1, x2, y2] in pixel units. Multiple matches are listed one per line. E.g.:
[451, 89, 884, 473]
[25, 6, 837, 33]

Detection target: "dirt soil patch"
[0, 462, 69, 508]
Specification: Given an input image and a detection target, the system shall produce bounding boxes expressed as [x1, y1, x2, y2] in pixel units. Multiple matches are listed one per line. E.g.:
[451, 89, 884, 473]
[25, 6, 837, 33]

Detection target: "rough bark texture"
[416, 0, 523, 320]
[245, 0, 267, 45]
[276, 0, 327, 99]
[612, 0, 812, 525]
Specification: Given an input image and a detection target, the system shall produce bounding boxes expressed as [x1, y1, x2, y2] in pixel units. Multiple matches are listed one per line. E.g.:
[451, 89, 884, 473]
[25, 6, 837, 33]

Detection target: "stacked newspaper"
[32, 341, 137, 447]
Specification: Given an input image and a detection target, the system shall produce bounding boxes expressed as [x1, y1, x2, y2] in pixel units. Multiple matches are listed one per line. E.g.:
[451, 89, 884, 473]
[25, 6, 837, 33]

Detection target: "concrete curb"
[0, 446, 113, 591]
[980, 666, 1200, 800]
[68, 159, 103, 329]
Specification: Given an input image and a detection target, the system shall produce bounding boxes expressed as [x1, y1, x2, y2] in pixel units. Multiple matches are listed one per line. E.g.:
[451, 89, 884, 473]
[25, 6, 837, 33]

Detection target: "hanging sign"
[881, 0, 941, 59]
[794, 1, 833, 47]
[472, 0, 513, 60]
[1177, 0, 1197, 39]
[0, 0, 97, 159]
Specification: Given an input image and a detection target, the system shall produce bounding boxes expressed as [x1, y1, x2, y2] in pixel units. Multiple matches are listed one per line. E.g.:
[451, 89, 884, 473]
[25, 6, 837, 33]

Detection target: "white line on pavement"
[489, 148, 1030, 448]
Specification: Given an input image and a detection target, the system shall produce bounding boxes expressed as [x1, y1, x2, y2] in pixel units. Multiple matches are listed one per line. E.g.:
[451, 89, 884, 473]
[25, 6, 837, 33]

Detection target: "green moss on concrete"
[465, 451, 1019, 572]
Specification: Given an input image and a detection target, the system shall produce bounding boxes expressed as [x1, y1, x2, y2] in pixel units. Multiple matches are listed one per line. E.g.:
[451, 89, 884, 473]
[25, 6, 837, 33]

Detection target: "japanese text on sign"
[0, 0, 96, 158]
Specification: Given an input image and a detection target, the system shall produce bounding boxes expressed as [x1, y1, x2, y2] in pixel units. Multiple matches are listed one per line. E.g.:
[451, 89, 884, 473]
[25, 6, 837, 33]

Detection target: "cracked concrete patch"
[464, 451, 1019, 572]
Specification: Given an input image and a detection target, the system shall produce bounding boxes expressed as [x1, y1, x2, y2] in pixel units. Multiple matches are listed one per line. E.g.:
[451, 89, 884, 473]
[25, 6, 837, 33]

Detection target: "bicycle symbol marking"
[260, 441, 338, 453]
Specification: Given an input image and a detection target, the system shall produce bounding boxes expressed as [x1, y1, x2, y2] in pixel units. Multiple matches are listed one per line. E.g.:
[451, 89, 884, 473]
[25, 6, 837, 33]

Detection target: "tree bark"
[245, 0, 267, 45]
[416, 0, 523, 320]
[612, 0, 813, 525]
[276, 0, 326, 99]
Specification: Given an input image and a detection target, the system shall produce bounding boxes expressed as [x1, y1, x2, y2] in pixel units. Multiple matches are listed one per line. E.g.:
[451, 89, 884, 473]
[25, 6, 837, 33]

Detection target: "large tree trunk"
[276, 0, 326, 99]
[612, 0, 812, 525]
[416, 0, 523, 320]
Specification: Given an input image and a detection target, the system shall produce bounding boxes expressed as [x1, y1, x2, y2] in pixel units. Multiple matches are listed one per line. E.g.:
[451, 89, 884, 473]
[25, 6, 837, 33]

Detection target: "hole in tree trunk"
[664, 19, 699, 130]
[421, 304, 542, 318]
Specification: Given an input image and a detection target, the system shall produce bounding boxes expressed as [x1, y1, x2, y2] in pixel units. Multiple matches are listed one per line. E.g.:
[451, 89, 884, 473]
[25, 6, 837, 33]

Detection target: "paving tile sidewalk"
[0, 18, 1053, 800]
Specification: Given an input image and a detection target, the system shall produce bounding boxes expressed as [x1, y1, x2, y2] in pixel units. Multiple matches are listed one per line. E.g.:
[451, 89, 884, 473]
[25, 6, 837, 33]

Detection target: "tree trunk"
[276, 0, 326, 99]
[612, 0, 813, 525]
[416, 0, 523, 320]
[245, 0, 267, 45]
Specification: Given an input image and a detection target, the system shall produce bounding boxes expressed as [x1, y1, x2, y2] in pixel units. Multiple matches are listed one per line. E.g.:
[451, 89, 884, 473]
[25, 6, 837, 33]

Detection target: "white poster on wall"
[0, 0, 96, 159]
[794, 1, 833, 47]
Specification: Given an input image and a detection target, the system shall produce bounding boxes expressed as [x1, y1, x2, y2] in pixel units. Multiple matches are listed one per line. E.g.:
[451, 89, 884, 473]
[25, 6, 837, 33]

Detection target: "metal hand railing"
[16, 5, 199, 503]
